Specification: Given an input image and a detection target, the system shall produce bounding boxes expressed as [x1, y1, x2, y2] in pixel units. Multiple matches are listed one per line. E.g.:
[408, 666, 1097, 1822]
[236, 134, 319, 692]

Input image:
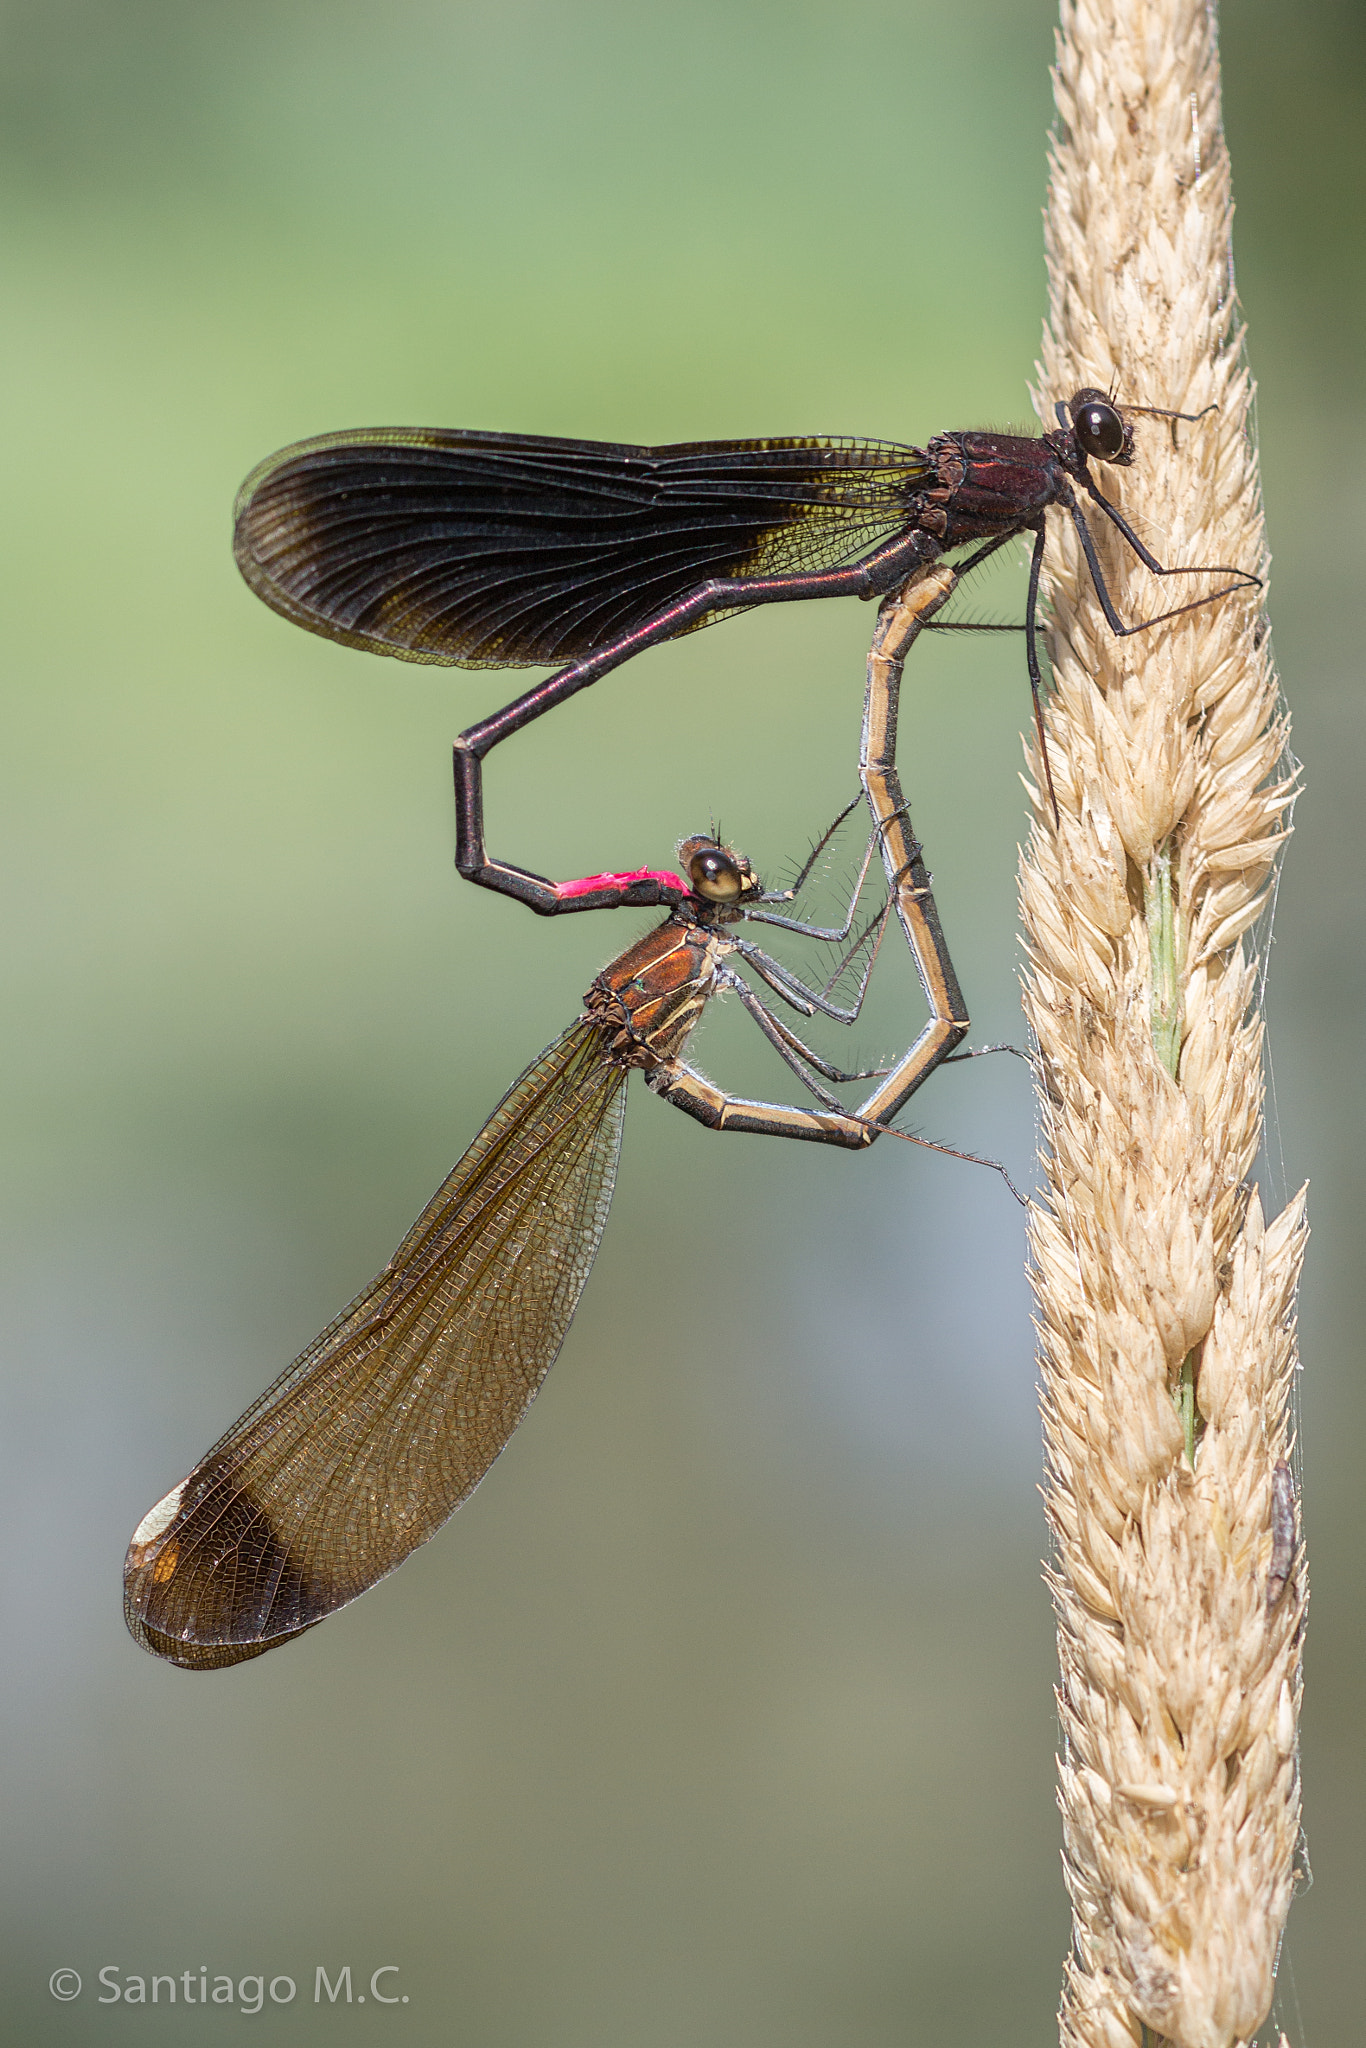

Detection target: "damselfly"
[233, 390, 1259, 882]
[124, 805, 1013, 1670]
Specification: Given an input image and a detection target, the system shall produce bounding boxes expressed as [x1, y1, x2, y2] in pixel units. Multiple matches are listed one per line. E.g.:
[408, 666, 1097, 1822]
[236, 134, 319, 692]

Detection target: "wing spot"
[130, 1481, 185, 1550]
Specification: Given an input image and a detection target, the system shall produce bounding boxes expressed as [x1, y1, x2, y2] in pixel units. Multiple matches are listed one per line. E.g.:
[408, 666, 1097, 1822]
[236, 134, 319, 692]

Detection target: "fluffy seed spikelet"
[1019, 3, 1306, 2044]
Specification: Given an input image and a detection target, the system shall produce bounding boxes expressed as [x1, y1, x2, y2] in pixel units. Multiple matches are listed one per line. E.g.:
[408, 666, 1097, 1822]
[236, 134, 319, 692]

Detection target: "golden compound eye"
[687, 845, 745, 902]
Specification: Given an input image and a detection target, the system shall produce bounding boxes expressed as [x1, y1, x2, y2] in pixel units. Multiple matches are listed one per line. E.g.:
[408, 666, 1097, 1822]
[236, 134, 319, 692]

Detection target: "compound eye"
[688, 845, 745, 902]
[1074, 399, 1125, 461]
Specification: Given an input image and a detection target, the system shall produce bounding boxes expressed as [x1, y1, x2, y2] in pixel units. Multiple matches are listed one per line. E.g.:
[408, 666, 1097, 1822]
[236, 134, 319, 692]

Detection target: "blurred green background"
[1, 1, 1360, 2041]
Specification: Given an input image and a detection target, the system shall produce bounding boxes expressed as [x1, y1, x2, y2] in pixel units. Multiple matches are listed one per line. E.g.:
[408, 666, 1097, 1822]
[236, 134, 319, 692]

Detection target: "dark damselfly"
[233, 389, 1260, 887]
[124, 804, 1017, 1670]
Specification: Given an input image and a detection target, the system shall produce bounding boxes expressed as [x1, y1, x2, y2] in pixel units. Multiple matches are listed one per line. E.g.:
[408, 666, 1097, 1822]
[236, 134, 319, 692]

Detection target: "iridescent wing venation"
[124, 1019, 628, 1668]
[233, 429, 934, 667]
[240, 503, 917, 668]
[345, 506, 907, 672]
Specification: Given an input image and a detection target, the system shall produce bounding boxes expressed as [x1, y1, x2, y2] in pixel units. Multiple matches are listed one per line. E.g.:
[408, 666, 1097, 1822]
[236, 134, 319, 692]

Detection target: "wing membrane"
[233, 428, 932, 667]
[124, 1019, 627, 1668]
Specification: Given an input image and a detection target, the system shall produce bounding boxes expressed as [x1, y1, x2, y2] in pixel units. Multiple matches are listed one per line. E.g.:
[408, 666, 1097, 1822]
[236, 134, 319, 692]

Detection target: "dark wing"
[125, 1020, 628, 1668]
[233, 428, 933, 667]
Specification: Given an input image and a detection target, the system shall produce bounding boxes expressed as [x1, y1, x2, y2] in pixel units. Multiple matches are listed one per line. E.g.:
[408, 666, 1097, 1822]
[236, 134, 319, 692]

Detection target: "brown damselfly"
[124, 796, 1017, 1671]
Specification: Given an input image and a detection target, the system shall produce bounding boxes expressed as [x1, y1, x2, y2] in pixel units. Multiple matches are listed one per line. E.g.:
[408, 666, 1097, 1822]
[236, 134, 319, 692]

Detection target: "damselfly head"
[677, 836, 758, 906]
[1067, 390, 1132, 466]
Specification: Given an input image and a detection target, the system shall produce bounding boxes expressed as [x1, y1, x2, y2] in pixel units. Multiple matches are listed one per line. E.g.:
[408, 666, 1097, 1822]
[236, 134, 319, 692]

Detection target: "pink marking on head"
[557, 867, 687, 900]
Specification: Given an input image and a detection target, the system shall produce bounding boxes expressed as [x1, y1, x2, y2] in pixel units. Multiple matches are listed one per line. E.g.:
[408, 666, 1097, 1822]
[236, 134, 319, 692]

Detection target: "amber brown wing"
[124, 1020, 628, 1669]
[232, 427, 932, 667]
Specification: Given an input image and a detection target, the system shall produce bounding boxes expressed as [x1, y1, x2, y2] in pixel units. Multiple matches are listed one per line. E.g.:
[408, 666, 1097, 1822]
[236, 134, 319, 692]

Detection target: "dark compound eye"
[1073, 399, 1126, 461]
[687, 845, 746, 902]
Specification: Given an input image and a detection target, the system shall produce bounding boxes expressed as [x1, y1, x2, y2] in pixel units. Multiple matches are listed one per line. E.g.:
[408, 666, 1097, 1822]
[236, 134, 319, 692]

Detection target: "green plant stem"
[1178, 1352, 1199, 1465]
[1146, 843, 1183, 1079]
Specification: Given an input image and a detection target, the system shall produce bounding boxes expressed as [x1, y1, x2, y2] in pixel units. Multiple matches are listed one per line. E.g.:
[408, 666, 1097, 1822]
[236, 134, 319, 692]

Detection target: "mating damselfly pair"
[125, 390, 1257, 1666]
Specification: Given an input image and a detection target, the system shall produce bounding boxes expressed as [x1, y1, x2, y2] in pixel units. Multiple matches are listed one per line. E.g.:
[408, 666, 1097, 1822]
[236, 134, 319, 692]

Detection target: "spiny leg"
[646, 1053, 1024, 1201]
[1060, 476, 1261, 637]
[718, 966, 890, 1095]
[745, 814, 888, 944]
[729, 898, 892, 1028]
